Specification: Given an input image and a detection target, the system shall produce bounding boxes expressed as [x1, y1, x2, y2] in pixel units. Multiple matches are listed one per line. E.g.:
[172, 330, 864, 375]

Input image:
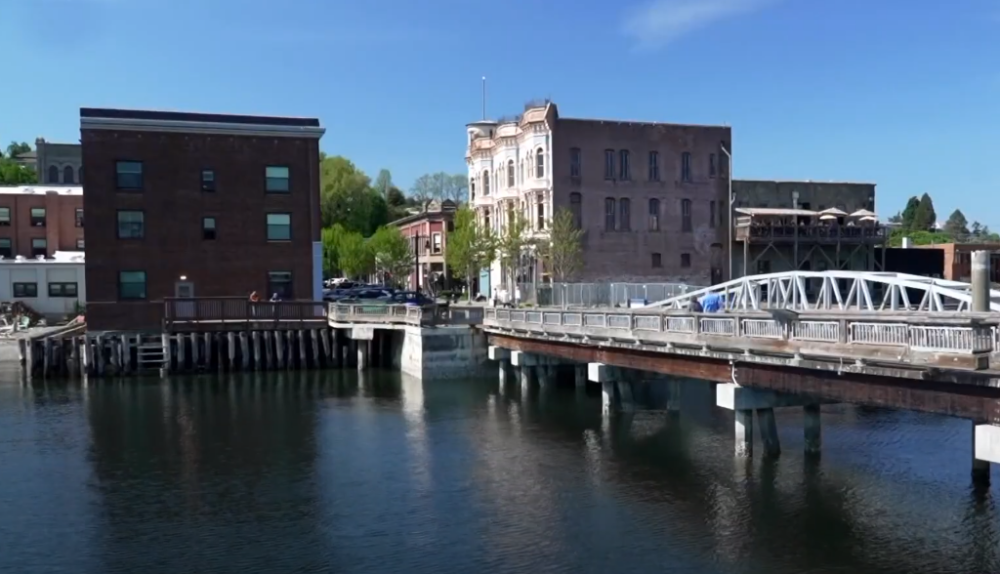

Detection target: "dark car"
[386, 291, 434, 306]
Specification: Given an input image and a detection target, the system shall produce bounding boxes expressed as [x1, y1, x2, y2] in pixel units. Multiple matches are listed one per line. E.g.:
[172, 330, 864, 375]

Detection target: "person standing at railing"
[249, 291, 260, 318]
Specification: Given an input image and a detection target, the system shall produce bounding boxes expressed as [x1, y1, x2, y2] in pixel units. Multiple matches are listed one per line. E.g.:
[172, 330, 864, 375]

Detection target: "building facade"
[731, 180, 882, 278]
[0, 185, 84, 258]
[914, 243, 1000, 283]
[0, 253, 85, 320]
[391, 200, 456, 291]
[466, 102, 732, 294]
[13, 138, 84, 184]
[81, 107, 324, 331]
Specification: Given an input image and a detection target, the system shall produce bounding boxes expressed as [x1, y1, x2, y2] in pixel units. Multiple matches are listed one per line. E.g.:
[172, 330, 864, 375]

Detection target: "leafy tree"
[0, 158, 37, 184]
[368, 225, 413, 288]
[337, 231, 375, 279]
[374, 169, 393, 199]
[319, 155, 388, 235]
[888, 228, 952, 247]
[970, 221, 1000, 243]
[911, 193, 937, 231]
[943, 209, 969, 240]
[887, 212, 902, 224]
[410, 172, 468, 203]
[537, 208, 584, 282]
[5, 142, 30, 159]
[446, 206, 496, 301]
[496, 211, 532, 293]
[321, 223, 349, 277]
[900, 196, 920, 230]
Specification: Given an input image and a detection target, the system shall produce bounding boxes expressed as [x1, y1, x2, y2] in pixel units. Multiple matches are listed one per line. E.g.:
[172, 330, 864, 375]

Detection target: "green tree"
[5, 142, 30, 159]
[411, 172, 468, 203]
[337, 231, 375, 279]
[373, 169, 393, 199]
[0, 158, 37, 184]
[446, 206, 496, 301]
[900, 196, 920, 230]
[911, 193, 937, 231]
[368, 225, 413, 288]
[943, 209, 969, 241]
[321, 223, 349, 277]
[319, 155, 388, 234]
[538, 208, 584, 282]
[970, 221, 1000, 243]
[496, 211, 531, 293]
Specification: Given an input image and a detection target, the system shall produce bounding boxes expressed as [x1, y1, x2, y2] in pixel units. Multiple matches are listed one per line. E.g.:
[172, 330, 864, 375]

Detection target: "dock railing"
[164, 297, 327, 330]
[328, 303, 485, 326]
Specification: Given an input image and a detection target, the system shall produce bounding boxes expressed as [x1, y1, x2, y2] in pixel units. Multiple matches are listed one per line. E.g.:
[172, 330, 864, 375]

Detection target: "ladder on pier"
[136, 334, 166, 373]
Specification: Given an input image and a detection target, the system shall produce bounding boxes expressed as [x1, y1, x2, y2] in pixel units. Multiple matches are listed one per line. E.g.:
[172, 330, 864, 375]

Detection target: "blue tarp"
[699, 293, 723, 312]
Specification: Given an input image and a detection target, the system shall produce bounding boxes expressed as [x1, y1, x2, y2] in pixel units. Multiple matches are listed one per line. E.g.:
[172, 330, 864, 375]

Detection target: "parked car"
[385, 291, 434, 306]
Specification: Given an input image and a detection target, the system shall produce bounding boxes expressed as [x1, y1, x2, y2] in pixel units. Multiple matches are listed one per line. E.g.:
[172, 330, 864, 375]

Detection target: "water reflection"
[0, 372, 997, 573]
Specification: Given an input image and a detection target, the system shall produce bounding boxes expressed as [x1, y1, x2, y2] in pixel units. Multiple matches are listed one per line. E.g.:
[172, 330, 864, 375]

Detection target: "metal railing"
[164, 298, 326, 329]
[328, 303, 485, 327]
[483, 307, 999, 363]
[514, 282, 699, 308]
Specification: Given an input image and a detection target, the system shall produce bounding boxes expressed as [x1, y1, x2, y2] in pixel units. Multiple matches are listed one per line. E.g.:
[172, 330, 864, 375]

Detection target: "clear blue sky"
[2, 0, 997, 225]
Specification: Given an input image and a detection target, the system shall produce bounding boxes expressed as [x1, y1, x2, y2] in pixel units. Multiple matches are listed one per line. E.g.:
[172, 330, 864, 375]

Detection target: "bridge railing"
[483, 307, 999, 369]
[328, 303, 485, 327]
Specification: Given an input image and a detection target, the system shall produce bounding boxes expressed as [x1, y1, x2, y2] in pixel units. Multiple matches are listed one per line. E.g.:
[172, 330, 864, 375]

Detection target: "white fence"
[518, 282, 699, 308]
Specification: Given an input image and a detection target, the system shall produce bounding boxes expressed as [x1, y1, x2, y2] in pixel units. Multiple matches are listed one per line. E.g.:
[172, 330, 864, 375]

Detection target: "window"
[648, 198, 660, 231]
[30, 208, 45, 227]
[13, 283, 37, 298]
[680, 253, 691, 268]
[619, 198, 631, 231]
[681, 199, 692, 232]
[536, 193, 545, 230]
[267, 271, 293, 300]
[570, 148, 581, 178]
[483, 171, 490, 195]
[535, 148, 545, 178]
[710, 201, 716, 229]
[116, 161, 143, 190]
[649, 151, 660, 181]
[48, 282, 78, 298]
[604, 198, 616, 231]
[0, 239, 10, 258]
[0, 208, 9, 227]
[470, 179, 476, 201]
[505, 160, 514, 188]
[652, 253, 662, 268]
[570, 192, 582, 229]
[201, 169, 216, 192]
[446, 220, 455, 232]
[681, 152, 692, 182]
[47, 166, 58, 184]
[119, 271, 147, 300]
[117, 210, 145, 239]
[266, 213, 291, 241]
[31, 238, 47, 258]
[203, 217, 217, 240]
[604, 149, 615, 180]
[76, 239, 85, 250]
[709, 154, 717, 178]
[719, 200, 725, 228]
[63, 166, 74, 184]
[265, 166, 290, 193]
[75, 208, 84, 228]
[432, 233, 442, 254]
[619, 150, 630, 181]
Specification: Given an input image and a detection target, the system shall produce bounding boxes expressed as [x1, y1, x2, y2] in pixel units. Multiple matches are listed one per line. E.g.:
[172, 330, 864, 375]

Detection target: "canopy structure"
[850, 209, 877, 218]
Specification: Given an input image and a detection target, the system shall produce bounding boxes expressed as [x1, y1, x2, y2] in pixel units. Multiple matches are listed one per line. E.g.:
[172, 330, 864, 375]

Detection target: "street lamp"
[720, 143, 734, 281]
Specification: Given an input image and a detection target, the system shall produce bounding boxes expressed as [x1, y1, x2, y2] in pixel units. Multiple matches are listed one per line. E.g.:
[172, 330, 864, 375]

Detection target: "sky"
[1, 0, 997, 225]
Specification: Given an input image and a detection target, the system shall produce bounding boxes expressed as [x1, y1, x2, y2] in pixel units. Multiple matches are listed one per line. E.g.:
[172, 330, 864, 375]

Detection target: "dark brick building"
[80, 108, 325, 331]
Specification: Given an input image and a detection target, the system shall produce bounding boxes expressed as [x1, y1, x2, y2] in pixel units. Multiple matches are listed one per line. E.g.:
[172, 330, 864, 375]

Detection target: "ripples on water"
[0, 367, 997, 574]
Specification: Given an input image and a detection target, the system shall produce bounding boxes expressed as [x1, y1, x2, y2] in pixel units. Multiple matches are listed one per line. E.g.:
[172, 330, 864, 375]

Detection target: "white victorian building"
[466, 103, 553, 298]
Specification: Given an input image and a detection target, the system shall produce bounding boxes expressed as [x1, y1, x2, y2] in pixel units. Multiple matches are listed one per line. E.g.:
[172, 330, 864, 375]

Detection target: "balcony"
[735, 224, 886, 244]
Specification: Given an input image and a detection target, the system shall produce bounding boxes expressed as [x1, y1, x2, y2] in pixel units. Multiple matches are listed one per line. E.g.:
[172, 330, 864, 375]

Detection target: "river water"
[0, 367, 997, 574]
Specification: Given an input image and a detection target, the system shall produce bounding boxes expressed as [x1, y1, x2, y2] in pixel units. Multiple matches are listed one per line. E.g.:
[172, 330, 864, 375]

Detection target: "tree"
[319, 155, 388, 235]
[900, 196, 920, 230]
[911, 193, 937, 231]
[5, 142, 30, 159]
[446, 206, 496, 301]
[374, 169, 393, 199]
[970, 221, 1000, 243]
[368, 226, 413, 288]
[887, 212, 902, 224]
[321, 224, 349, 277]
[496, 211, 531, 293]
[538, 208, 584, 282]
[0, 158, 37, 184]
[943, 209, 969, 241]
[337, 231, 374, 279]
[410, 172, 468, 203]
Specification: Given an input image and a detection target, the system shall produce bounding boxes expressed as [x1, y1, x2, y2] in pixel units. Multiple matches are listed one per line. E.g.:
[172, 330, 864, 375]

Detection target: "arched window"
[681, 198, 692, 232]
[47, 166, 58, 184]
[470, 178, 476, 201]
[535, 148, 545, 178]
[63, 166, 74, 184]
[619, 198, 631, 231]
[483, 171, 490, 195]
[507, 160, 515, 188]
[570, 192, 582, 229]
[648, 198, 660, 231]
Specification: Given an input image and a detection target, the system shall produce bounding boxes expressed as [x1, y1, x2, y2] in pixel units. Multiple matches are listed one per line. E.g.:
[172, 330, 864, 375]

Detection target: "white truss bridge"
[648, 270, 1000, 313]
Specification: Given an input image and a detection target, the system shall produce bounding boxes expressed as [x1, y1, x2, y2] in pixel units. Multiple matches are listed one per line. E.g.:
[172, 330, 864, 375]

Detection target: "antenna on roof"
[481, 76, 487, 120]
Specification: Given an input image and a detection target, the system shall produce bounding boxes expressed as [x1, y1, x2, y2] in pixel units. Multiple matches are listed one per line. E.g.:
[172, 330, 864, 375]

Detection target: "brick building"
[467, 101, 731, 293]
[914, 243, 1000, 283]
[391, 200, 456, 291]
[0, 186, 84, 258]
[81, 107, 325, 331]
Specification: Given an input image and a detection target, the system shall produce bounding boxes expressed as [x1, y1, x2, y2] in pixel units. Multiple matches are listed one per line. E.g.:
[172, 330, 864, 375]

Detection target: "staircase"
[136, 334, 166, 372]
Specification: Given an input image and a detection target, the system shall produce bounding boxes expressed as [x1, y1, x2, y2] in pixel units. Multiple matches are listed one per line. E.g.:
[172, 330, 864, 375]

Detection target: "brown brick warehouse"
[79, 107, 325, 332]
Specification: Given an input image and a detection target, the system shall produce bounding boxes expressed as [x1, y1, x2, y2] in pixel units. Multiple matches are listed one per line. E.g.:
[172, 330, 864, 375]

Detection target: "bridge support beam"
[718, 383, 831, 458]
[588, 363, 634, 415]
[489, 346, 515, 392]
[511, 350, 538, 393]
[574, 365, 587, 389]
[972, 422, 999, 486]
[804, 404, 822, 456]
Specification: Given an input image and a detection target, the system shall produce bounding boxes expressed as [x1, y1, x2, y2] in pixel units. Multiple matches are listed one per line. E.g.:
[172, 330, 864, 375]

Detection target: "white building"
[466, 103, 553, 297]
[0, 251, 85, 320]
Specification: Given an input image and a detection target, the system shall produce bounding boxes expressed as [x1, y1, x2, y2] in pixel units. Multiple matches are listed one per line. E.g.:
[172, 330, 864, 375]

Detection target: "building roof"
[733, 178, 878, 186]
[81, 107, 320, 127]
[0, 251, 84, 264]
[0, 185, 82, 196]
[390, 200, 458, 226]
[736, 207, 818, 216]
[80, 107, 325, 139]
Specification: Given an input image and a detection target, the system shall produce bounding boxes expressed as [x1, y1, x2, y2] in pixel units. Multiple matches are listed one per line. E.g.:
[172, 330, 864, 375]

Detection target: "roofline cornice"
[80, 117, 326, 139]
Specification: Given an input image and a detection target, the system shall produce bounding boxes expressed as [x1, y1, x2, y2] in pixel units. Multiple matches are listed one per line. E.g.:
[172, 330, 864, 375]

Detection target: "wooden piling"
[276, 331, 285, 369]
[320, 328, 331, 366]
[240, 332, 249, 371]
[310, 329, 319, 369]
[264, 331, 274, 370]
[96, 335, 106, 376]
[252, 331, 261, 370]
[298, 330, 307, 369]
[227, 332, 236, 371]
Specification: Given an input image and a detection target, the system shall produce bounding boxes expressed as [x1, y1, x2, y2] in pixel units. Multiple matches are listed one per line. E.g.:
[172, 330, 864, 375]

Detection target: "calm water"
[1, 367, 998, 574]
